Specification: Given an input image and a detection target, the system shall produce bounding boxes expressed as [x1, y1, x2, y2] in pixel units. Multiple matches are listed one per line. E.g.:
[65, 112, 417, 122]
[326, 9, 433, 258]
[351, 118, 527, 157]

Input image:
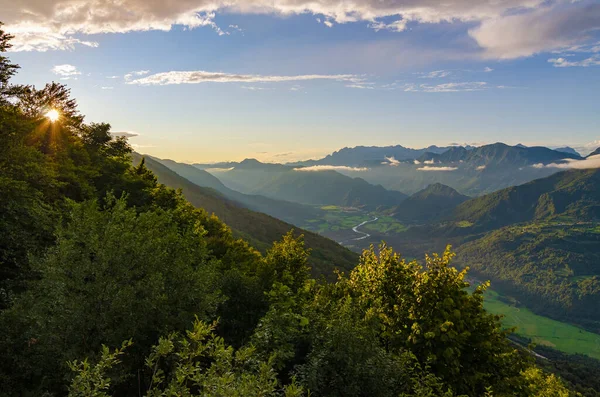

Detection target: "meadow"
[482, 289, 600, 360]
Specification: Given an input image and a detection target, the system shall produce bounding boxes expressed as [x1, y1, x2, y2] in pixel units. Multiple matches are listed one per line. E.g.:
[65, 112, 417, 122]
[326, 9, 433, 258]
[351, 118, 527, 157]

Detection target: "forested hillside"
[0, 24, 587, 396]
[135, 155, 357, 276]
[392, 183, 469, 222]
[451, 168, 600, 233]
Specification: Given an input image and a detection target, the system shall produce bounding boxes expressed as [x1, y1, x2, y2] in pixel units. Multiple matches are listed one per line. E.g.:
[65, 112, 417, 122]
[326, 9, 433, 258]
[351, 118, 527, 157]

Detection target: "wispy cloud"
[52, 64, 81, 77]
[484, 67, 494, 72]
[127, 70, 364, 86]
[101, 86, 114, 90]
[547, 55, 600, 67]
[294, 165, 369, 172]
[532, 155, 600, 170]
[370, 19, 407, 33]
[110, 131, 139, 138]
[205, 167, 234, 172]
[124, 70, 151, 81]
[404, 82, 488, 93]
[418, 70, 452, 79]
[241, 85, 268, 91]
[417, 166, 458, 171]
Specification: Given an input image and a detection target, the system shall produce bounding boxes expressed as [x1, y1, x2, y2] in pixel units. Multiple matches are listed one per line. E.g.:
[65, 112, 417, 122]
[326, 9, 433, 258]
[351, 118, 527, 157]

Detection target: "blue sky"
[4, 0, 600, 162]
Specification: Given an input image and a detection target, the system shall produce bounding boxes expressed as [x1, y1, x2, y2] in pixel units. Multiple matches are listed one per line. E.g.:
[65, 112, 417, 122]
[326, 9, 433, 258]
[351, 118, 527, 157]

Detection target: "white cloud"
[417, 166, 458, 171]
[346, 83, 375, 89]
[476, 165, 486, 170]
[323, 20, 334, 28]
[106, 75, 120, 79]
[124, 70, 150, 81]
[532, 155, 600, 170]
[111, 131, 139, 138]
[5, 0, 597, 59]
[370, 19, 408, 32]
[241, 85, 268, 90]
[385, 156, 401, 166]
[469, 2, 600, 59]
[228, 24, 243, 33]
[573, 141, 600, 156]
[127, 70, 364, 85]
[404, 81, 488, 92]
[294, 165, 369, 172]
[52, 64, 81, 77]
[419, 70, 451, 79]
[413, 159, 421, 165]
[205, 167, 235, 172]
[101, 86, 114, 90]
[483, 67, 493, 72]
[548, 55, 600, 67]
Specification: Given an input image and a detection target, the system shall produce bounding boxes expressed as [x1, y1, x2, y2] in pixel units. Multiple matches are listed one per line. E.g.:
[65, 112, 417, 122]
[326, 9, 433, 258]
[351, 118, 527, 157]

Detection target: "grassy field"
[481, 289, 600, 360]
[303, 206, 407, 236]
[364, 215, 408, 234]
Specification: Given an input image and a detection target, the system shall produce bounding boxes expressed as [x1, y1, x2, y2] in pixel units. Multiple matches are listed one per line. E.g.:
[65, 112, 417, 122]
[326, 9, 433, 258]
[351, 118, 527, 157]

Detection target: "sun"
[45, 109, 60, 122]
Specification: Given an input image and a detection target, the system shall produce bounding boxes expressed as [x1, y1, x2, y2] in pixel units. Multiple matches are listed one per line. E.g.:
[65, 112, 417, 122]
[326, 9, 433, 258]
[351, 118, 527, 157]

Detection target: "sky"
[3, 0, 600, 163]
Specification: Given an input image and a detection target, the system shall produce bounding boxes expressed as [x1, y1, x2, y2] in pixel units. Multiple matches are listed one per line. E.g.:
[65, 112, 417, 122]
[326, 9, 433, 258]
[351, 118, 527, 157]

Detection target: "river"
[352, 217, 378, 240]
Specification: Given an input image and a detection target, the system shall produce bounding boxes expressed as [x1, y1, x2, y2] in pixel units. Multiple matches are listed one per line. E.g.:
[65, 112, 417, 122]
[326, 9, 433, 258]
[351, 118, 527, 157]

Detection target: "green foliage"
[522, 367, 573, 397]
[68, 340, 133, 397]
[345, 245, 527, 396]
[262, 231, 311, 291]
[1, 197, 222, 394]
[68, 319, 304, 397]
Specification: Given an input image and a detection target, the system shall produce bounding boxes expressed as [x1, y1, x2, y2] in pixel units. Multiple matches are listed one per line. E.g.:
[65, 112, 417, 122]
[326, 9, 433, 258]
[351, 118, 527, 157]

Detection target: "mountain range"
[194, 143, 593, 197]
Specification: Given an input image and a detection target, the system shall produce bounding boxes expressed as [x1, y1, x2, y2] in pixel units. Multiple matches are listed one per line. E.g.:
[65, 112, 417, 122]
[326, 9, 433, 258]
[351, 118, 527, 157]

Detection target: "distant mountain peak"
[554, 147, 581, 157]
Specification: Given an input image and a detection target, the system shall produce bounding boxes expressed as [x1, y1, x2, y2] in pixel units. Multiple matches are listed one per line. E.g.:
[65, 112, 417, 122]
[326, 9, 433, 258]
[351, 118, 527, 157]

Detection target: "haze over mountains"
[193, 142, 599, 198]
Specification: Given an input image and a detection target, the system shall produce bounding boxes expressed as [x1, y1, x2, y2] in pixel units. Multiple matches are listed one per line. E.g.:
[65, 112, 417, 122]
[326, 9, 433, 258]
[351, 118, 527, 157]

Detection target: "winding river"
[352, 217, 378, 240]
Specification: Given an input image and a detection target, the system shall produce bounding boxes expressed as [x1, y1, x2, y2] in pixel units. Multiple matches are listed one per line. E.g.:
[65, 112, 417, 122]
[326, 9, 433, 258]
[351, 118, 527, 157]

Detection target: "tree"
[261, 231, 311, 291]
[345, 244, 528, 396]
[1, 197, 222, 395]
[0, 22, 19, 102]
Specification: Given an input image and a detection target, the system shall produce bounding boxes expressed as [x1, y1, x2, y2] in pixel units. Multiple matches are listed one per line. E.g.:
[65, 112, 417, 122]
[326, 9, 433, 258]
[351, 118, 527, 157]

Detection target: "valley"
[163, 153, 600, 362]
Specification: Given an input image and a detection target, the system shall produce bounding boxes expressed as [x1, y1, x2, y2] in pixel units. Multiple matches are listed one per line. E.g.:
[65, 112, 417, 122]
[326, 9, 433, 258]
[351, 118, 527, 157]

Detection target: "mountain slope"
[392, 183, 469, 222]
[450, 168, 600, 232]
[150, 156, 320, 226]
[133, 154, 358, 276]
